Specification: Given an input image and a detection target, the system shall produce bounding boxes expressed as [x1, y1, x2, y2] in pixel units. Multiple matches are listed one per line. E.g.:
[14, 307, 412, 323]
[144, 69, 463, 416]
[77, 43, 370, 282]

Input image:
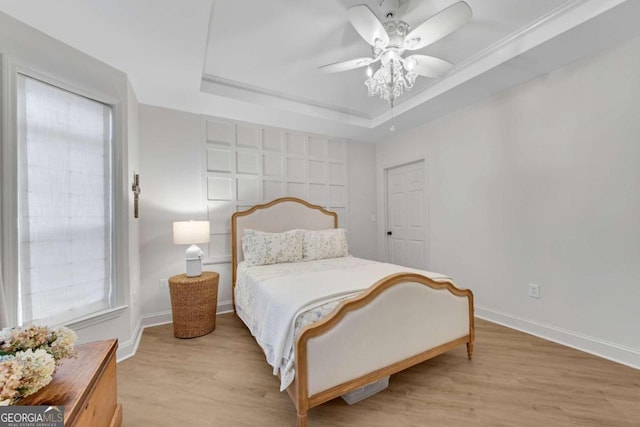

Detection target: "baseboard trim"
[116, 317, 143, 362]
[141, 310, 173, 328]
[217, 299, 233, 315]
[476, 306, 640, 370]
[116, 301, 235, 363]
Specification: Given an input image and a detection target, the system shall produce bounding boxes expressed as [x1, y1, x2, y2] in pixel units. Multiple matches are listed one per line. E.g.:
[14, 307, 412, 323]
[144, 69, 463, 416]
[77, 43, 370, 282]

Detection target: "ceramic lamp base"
[185, 244, 204, 277]
[186, 259, 202, 277]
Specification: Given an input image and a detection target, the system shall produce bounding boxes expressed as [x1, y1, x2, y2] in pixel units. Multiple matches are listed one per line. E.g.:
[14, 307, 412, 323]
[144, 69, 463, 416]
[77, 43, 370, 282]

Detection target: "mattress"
[234, 256, 451, 391]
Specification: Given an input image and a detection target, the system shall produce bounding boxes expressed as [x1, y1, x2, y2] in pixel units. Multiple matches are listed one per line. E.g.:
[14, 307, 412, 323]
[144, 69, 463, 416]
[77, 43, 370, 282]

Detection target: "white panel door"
[386, 161, 427, 269]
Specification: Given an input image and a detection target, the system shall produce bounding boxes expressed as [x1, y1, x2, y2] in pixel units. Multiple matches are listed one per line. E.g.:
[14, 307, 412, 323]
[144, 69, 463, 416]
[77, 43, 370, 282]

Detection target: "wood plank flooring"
[117, 315, 640, 426]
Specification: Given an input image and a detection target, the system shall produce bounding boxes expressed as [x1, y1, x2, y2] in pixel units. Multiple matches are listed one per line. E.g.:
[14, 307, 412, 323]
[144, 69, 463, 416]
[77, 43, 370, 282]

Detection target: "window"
[15, 74, 114, 325]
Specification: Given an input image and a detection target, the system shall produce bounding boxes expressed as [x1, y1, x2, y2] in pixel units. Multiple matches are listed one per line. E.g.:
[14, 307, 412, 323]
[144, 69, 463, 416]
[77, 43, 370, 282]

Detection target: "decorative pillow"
[242, 229, 304, 266]
[302, 229, 349, 261]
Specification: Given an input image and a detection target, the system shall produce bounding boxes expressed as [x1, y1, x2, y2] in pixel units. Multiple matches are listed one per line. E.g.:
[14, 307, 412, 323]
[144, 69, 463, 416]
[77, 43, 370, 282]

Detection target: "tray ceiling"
[0, 0, 638, 141]
[203, 0, 569, 118]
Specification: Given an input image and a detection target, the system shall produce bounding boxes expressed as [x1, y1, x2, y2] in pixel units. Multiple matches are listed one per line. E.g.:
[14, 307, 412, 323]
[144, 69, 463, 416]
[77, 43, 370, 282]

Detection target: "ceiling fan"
[319, 0, 472, 106]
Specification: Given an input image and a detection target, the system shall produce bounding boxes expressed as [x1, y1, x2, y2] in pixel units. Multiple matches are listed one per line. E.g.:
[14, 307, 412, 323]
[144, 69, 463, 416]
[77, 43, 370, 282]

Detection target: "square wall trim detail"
[203, 117, 349, 236]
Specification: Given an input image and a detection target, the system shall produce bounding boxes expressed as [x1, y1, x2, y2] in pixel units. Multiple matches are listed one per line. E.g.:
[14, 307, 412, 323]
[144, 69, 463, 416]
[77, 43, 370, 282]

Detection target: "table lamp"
[173, 220, 210, 277]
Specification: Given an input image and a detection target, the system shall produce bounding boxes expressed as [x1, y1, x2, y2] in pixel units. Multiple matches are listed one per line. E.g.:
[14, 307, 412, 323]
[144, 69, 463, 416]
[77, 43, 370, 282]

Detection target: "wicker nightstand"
[168, 271, 219, 338]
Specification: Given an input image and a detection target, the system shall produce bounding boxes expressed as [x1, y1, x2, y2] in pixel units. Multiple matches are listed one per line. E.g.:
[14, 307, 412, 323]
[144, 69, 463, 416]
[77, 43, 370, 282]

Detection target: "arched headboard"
[231, 197, 338, 310]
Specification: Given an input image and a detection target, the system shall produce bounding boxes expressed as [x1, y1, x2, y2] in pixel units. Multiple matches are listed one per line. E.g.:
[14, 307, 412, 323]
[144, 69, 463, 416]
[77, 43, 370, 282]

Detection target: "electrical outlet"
[528, 283, 540, 299]
[159, 279, 169, 289]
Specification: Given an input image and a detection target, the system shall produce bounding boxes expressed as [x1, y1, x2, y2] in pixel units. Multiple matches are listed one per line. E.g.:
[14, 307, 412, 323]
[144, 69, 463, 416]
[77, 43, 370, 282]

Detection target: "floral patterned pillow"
[302, 229, 349, 261]
[242, 229, 304, 266]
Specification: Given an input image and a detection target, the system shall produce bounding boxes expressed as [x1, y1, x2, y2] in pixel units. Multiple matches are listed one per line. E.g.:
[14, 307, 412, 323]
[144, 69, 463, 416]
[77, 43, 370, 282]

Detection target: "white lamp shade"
[172, 221, 210, 245]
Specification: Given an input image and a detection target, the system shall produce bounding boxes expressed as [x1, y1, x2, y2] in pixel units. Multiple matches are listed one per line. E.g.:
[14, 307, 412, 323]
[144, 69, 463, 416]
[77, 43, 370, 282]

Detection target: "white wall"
[139, 105, 207, 321]
[376, 35, 640, 367]
[0, 12, 140, 359]
[347, 141, 378, 261]
[138, 104, 378, 323]
[125, 78, 142, 354]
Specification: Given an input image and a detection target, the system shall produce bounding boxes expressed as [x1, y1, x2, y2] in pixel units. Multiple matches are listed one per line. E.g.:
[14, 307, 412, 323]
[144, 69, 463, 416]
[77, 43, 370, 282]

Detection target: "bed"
[231, 197, 474, 426]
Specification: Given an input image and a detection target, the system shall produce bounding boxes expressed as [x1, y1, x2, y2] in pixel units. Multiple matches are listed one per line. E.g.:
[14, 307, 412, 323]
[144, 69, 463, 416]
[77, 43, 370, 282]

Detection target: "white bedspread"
[235, 256, 451, 391]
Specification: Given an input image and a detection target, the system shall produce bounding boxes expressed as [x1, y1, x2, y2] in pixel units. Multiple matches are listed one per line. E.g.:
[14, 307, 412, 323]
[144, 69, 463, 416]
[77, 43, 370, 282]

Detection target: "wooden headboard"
[231, 197, 338, 308]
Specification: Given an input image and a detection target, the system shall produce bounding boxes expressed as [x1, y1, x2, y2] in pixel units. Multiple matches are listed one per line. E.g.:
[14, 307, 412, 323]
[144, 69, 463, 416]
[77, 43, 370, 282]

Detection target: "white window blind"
[16, 74, 113, 326]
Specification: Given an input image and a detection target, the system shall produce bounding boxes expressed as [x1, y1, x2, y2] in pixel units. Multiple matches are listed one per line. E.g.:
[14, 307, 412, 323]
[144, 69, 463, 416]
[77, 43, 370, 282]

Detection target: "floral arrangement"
[0, 325, 76, 406]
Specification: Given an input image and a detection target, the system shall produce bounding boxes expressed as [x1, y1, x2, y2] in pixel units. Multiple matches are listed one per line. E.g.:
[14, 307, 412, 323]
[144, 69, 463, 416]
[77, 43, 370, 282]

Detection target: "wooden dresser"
[18, 339, 122, 427]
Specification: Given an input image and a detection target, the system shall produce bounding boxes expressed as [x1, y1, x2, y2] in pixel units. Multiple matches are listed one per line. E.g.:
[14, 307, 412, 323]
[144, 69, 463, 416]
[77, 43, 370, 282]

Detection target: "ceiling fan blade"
[319, 57, 375, 73]
[404, 1, 472, 51]
[404, 55, 453, 78]
[346, 5, 390, 47]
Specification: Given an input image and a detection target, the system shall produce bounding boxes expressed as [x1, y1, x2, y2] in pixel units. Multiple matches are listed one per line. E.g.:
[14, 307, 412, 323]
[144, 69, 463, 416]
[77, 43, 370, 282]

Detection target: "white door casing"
[385, 160, 428, 269]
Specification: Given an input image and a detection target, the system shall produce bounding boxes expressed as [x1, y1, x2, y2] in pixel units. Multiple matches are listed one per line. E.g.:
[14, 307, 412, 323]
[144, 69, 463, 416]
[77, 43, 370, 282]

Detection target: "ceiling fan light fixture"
[320, 1, 472, 107]
[404, 37, 420, 49]
[365, 59, 416, 104]
[403, 57, 416, 71]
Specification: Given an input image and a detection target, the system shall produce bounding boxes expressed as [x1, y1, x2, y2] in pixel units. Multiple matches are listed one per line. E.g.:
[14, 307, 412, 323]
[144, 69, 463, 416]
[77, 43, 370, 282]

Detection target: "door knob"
[387, 231, 392, 236]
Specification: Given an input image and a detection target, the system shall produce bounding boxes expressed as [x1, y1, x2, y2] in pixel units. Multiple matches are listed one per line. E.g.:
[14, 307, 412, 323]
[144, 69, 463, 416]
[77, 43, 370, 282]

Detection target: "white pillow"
[241, 229, 304, 266]
[302, 229, 349, 261]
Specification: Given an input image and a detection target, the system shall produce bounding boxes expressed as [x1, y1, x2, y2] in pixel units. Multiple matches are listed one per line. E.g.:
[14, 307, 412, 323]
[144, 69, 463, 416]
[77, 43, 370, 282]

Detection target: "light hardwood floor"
[117, 314, 640, 426]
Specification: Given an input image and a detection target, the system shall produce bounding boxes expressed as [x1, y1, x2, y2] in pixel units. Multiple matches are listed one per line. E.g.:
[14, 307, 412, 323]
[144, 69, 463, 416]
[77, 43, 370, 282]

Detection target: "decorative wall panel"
[263, 128, 283, 151]
[207, 177, 232, 200]
[263, 153, 282, 176]
[236, 151, 259, 175]
[286, 133, 306, 155]
[206, 121, 233, 145]
[203, 118, 349, 257]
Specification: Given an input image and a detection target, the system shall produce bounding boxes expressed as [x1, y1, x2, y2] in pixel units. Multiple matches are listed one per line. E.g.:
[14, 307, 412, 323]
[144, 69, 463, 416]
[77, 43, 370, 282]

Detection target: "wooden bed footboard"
[290, 272, 475, 427]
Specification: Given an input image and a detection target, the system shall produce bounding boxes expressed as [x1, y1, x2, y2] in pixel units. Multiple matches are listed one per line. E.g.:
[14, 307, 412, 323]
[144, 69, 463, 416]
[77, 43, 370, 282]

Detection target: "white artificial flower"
[15, 349, 56, 397]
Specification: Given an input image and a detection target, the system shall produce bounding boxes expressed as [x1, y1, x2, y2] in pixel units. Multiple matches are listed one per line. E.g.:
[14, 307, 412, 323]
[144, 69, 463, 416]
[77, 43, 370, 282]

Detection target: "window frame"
[1, 58, 129, 327]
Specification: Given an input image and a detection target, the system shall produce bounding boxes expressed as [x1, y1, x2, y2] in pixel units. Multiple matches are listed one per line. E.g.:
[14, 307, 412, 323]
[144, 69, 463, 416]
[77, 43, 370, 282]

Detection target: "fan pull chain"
[389, 101, 396, 132]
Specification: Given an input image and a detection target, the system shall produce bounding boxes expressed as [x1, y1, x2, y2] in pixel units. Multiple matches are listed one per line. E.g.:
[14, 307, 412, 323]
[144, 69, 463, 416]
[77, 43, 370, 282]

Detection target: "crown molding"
[201, 73, 373, 124]
[371, 0, 630, 126]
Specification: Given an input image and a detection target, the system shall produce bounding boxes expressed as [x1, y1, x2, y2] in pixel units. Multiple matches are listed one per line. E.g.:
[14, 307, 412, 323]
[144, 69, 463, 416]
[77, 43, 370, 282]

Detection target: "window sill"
[65, 305, 129, 331]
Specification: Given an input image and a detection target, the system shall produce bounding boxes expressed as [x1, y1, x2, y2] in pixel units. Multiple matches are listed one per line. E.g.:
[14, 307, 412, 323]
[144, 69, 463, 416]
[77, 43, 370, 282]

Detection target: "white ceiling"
[204, 0, 568, 118]
[0, 0, 638, 142]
